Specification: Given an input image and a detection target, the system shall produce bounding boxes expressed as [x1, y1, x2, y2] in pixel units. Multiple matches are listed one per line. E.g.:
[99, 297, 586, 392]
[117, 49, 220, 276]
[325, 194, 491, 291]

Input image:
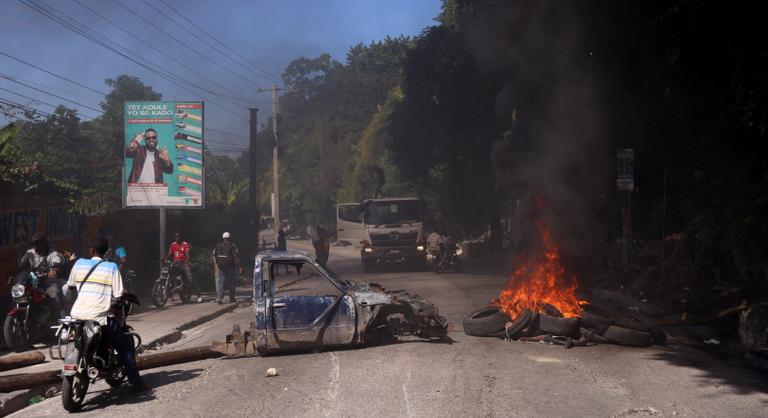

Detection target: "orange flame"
[495, 202, 586, 319]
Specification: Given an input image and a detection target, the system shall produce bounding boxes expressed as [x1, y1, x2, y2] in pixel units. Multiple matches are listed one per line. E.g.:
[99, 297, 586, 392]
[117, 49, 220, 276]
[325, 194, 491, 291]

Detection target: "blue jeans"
[101, 317, 142, 385]
[216, 266, 235, 301]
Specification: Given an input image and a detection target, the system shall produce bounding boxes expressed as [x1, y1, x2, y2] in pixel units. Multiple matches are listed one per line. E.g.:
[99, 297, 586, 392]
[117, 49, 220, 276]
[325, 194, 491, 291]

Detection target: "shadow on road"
[78, 368, 203, 411]
[649, 345, 768, 400]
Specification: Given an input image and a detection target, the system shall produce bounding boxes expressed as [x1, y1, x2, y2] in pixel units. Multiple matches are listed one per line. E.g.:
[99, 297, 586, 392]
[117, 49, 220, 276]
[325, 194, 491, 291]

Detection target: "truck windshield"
[363, 200, 422, 225]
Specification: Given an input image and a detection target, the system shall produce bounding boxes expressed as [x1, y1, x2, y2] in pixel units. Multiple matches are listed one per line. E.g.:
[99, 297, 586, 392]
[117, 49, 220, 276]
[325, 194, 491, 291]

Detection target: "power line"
[204, 136, 248, 147]
[0, 72, 102, 102]
[0, 96, 54, 118]
[0, 97, 247, 155]
[0, 74, 102, 113]
[205, 126, 249, 140]
[19, 0, 249, 122]
[158, 0, 280, 82]
[152, 0, 280, 84]
[113, 0, 262, 90]
[0, 86, 99, 120]
[72, 0, 256, 107]
[0, 50, 108, 96]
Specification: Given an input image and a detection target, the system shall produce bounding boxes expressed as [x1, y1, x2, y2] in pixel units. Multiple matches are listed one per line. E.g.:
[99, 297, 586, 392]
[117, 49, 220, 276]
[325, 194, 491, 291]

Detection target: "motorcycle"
[58, 294, 141, 412]
[3, 269, 58, 352]
[151, 261, 190, 308]
[433, 242, 463, 274]
[123, 269, 137, 295]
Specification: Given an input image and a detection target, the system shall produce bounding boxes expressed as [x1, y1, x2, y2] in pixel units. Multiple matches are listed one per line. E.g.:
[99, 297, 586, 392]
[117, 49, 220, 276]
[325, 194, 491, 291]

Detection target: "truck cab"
[337, 197, 427, 272]
[215, 250, 448, 356]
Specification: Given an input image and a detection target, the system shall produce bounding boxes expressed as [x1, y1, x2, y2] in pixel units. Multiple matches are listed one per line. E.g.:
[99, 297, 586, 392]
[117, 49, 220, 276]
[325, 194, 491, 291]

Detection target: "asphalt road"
[16, 242, 768, 417]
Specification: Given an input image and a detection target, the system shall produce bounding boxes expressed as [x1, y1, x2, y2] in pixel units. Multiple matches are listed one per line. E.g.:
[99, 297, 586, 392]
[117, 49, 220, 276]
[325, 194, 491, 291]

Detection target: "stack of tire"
[462, 303, 665, 347]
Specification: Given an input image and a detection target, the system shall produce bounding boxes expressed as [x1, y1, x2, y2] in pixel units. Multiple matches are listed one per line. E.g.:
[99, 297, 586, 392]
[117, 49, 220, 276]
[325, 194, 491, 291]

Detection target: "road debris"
[266, 368, 279, 377]
[0, 351, 46, 372]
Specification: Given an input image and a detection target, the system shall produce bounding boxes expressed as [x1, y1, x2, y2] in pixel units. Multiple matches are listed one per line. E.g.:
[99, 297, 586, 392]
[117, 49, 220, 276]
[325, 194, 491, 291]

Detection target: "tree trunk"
[0, 346, 223, 393]
[0, 351, 46, 372]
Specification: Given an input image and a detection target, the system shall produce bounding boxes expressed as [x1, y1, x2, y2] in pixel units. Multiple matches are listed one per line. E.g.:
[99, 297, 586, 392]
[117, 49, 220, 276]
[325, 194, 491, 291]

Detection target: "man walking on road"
[214, 232, 241, 304]
[167, 232, 201, 303]
[67, 236, 148, 393]
[312, 227, 330, 268]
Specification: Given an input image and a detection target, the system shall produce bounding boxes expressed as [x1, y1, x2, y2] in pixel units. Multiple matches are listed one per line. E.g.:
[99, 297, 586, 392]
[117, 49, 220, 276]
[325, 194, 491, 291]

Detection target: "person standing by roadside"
[167, 232, 202, 303]
[276, 229, 287, 252]
[276, 229, 291, 274]
[312, 227, 330, 268]
[105, 235, 127, 276]
[214, 232, 241, 304]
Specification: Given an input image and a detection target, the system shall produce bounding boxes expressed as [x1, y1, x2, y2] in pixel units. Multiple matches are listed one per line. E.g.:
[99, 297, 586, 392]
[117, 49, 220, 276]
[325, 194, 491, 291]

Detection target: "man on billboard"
[125, 128, 173, 184]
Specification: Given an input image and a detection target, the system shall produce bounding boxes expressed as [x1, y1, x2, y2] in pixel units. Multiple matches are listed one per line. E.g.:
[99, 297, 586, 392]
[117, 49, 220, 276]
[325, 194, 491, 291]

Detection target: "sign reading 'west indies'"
[123, 101, 204, 208]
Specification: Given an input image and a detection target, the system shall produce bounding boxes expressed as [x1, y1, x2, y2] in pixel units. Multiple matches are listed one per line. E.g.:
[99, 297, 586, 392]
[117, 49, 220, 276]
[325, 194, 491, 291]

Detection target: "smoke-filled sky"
[0, 0, 440, 153]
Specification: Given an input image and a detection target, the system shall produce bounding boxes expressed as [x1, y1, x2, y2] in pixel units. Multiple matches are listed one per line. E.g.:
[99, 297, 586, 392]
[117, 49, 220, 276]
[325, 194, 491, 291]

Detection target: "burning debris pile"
[463, 203, 665, 348]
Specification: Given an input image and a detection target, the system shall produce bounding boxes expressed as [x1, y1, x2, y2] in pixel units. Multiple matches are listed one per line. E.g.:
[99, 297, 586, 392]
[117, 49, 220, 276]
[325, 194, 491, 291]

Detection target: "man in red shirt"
[167, 232, 201, 303]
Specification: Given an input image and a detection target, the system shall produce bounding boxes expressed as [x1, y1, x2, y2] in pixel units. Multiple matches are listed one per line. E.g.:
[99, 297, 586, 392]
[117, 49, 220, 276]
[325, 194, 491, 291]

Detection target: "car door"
[268, 260, 356, 350]
[336, 203, 366, 247]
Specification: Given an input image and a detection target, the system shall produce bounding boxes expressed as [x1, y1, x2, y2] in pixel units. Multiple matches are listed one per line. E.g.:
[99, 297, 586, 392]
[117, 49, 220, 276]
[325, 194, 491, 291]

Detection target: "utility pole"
[258, 84, 281, 229]
[271, 84, 280, 230]
[249, 108, 259, 254]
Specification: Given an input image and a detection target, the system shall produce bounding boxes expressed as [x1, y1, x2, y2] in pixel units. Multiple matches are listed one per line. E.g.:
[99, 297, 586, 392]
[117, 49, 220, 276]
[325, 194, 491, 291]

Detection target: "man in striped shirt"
[67, 237, 148, 393]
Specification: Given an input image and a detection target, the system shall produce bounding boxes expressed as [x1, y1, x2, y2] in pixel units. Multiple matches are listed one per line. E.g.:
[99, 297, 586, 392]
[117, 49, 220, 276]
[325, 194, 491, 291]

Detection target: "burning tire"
[603, 325, 653, 347]
[462, 306, 511, 336]
[498, 309, 533, 338]
[534, 315, 580, 337]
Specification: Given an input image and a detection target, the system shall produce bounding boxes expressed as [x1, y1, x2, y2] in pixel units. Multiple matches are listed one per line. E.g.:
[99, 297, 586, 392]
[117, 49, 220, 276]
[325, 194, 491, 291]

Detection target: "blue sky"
[0, 0, 441, 153]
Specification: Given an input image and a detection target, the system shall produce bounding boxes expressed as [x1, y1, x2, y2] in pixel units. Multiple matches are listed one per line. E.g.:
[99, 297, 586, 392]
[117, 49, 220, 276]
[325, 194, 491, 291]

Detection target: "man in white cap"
[213, 232, 241, 304]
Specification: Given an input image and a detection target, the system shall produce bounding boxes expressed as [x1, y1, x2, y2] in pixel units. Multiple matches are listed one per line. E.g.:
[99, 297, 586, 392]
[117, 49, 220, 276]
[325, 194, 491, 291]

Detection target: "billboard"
[123, 101, 204, 208]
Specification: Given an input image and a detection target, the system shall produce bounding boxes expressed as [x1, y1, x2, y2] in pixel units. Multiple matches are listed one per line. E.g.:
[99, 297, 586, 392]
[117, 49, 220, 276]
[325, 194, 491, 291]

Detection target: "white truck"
[336, 197, 427, 272]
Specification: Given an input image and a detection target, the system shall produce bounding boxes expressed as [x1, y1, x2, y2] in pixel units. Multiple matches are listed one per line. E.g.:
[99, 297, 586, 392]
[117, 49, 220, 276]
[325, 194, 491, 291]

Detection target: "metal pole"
[249, 108, 260, 254]
[661, 168, 667, 281]
[622, 190, 632, 270]
[271, 83, 280, 229]
[159, 207, 166, 262]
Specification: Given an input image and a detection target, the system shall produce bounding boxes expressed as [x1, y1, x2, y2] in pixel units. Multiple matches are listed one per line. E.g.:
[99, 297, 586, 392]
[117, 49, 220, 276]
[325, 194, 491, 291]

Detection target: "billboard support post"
[159, 207, 166, 263]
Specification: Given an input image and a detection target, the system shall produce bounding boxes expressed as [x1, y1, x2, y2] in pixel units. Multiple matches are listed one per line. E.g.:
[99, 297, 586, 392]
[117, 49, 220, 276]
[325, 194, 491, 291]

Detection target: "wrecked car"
[215, 250, 449, 355]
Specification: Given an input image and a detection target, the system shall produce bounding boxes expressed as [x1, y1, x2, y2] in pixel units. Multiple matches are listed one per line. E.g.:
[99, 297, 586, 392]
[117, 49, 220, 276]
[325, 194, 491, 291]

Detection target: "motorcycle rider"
[426, 229, 443, 261]
[66, 236, 148, 393]
[167, 232, 201, 303]
[17, 232, 66, 319]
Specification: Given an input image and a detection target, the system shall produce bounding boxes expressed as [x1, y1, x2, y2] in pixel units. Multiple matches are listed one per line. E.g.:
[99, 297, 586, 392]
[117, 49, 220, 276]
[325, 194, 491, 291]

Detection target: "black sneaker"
[217, 299, 223, 305]
[128, 382, 150, 394]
